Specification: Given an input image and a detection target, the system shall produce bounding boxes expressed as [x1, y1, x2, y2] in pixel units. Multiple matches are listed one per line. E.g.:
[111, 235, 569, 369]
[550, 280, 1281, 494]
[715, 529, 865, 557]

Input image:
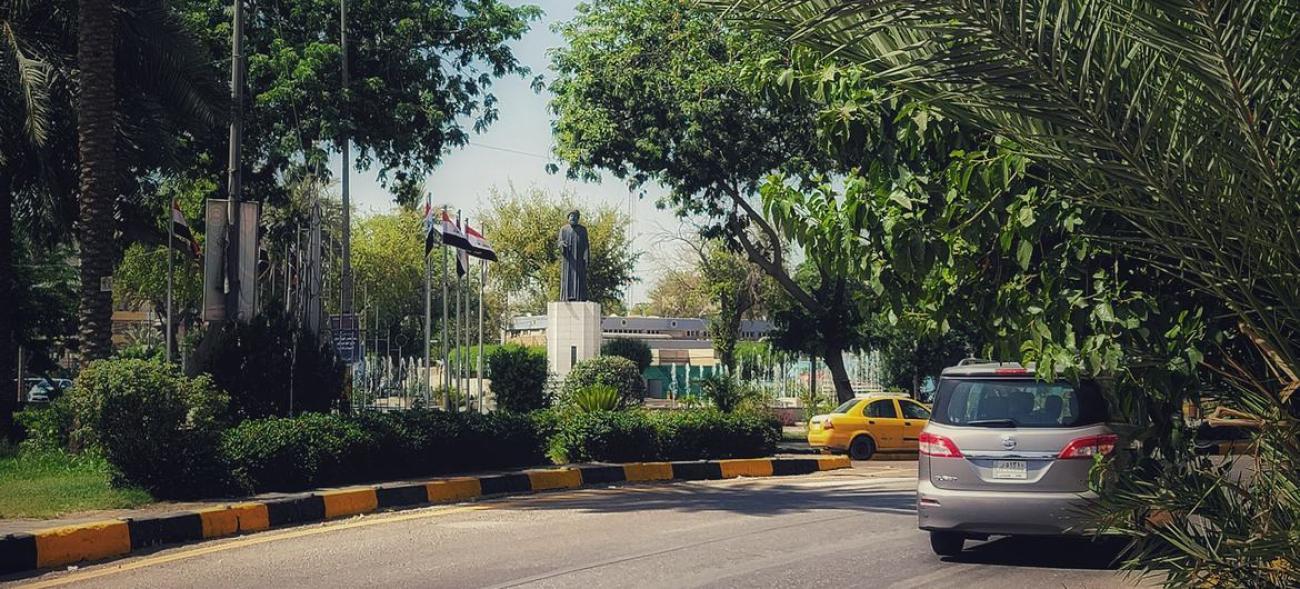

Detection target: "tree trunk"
[76, 0, 118, 365]
[822, 345, 855, 404]
[0, 172, 15, 440]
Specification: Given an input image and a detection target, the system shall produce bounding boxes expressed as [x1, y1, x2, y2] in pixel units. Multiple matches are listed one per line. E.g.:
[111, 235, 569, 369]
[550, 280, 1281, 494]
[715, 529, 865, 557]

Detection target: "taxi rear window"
[831, 399, 859, 414]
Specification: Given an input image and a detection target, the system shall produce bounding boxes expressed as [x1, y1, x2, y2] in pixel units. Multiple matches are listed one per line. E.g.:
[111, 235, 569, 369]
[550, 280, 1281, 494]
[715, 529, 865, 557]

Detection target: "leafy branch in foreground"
[709, 0, 1300, 584]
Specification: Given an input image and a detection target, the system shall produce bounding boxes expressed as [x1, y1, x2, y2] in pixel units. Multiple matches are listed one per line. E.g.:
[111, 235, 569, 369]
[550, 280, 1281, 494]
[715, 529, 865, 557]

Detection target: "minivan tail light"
[919, 432, 963, 458]
[1058, 434, 1119, 459]
[994, 367, 1030, 375]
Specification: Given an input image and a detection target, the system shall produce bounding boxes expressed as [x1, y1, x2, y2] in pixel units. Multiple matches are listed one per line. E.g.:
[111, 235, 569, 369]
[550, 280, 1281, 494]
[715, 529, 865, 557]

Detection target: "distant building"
[503, 314, 774, 398]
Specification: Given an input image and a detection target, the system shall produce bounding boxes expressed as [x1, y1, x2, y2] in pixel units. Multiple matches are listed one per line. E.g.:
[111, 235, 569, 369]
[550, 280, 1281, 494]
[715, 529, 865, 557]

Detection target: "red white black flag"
[171, 200, 200, 257]
[439, 210, 471, 251]
[423, 201, 438, 257]
[463, 222, 497, 262]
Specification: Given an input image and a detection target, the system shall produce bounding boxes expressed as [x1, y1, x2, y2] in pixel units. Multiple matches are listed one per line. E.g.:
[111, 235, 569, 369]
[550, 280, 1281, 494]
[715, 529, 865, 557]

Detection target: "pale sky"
[338, 0, 683, 305]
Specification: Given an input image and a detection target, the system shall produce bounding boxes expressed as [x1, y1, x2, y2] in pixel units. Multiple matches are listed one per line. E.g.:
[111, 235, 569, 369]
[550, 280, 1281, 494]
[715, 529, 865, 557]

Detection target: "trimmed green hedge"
[223, 410, 549, 493]
[222, 408, 778, 493]
[545, 409, 781, 464]
[68, 361, 783, 497]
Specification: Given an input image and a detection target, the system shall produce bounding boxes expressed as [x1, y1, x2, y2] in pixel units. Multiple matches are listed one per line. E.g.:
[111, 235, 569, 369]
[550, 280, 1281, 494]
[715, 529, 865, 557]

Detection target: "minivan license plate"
[992, 460, 1027, 480]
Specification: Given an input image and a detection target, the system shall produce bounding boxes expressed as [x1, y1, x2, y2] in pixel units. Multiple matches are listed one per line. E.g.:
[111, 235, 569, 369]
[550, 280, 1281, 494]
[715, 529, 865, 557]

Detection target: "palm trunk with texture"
[75, 0, 117, 363]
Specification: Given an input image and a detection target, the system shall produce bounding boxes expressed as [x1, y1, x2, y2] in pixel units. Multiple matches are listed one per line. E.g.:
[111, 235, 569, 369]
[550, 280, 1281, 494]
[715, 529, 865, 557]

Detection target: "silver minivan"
[917, 360, 1118, 556]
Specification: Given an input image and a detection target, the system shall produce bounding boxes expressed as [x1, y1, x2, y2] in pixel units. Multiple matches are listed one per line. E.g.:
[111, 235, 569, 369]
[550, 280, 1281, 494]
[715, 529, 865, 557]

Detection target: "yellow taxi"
[807, 394, 931, 460]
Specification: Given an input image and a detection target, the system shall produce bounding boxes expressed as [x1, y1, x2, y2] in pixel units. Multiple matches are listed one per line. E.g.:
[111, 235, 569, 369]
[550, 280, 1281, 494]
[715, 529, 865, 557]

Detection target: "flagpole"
[477, 255, 485, 413]
[458, 212, 467, 413]
[166, 202, 174, 364]
[454, 213, 465, 410]
[440, 206, 450, 410]
[455, 246, 463, 411]
[423, 195, 432, 406]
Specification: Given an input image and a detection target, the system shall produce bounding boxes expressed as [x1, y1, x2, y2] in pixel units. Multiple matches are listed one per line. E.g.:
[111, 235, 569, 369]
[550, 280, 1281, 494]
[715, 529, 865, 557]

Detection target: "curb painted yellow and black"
[0, 456, 850, 575]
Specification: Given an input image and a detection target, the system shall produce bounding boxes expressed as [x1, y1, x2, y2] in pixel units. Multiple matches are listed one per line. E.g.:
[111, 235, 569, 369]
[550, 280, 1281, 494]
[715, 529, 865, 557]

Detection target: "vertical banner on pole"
[237, 201, 261, 322]
[202, 200, 230, 322]
[166, 202, 174, 364]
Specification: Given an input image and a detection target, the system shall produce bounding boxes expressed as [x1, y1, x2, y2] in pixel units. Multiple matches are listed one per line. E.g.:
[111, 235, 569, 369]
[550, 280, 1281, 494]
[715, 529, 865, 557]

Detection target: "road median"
[0, 456, 851, 577]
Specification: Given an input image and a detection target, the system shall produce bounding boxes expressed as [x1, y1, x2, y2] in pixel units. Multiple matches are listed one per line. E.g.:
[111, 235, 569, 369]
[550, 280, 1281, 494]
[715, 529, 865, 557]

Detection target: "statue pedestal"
[547, 301, 602, 380]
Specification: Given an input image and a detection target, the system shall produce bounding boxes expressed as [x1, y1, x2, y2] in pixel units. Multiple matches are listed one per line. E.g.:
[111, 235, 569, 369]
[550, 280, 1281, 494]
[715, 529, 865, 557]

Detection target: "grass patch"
[0, 448, 153, 519]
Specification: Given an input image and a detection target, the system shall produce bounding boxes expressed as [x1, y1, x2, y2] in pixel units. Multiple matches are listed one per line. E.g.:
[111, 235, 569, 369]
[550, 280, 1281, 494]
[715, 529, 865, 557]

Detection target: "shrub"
[601, 338, 652, 372]
[222, 410, 549, 493]
[546, 410, 659, 463]
[14, 399, 73, 452]
[222, 413, 374, 493]
[571, 384, 621, 412]
[544, 408, 780, 464]
[700, 375, 768, 413]
[562, 356, 645, 407]
[187, 309, 347, 419]
[66, 359, 229, 498]
[651, 410, 781, 461]
[488, 344, 550, 412]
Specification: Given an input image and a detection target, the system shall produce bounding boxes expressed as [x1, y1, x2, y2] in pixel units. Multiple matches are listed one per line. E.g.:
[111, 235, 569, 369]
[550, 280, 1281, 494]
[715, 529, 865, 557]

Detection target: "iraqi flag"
[454, 215, 470, 278]
[438, 210, 471, 251]
[171, 200, 200, 258]
[463, 223, 497, 262]
[422, 202, 438, 257]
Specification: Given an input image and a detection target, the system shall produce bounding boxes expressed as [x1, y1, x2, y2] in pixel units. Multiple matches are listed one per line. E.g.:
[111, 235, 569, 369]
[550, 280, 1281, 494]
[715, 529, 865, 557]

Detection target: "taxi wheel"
[848, 436, 876, 461]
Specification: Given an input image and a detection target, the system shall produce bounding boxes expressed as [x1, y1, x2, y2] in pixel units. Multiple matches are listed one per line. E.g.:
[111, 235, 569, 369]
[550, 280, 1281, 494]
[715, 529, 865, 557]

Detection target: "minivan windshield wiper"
[967, 419, 1018, 428]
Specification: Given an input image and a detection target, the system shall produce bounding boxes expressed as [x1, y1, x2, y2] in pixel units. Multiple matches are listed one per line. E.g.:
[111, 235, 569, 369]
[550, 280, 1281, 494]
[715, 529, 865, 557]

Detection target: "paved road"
[8, 464, 1144, 589]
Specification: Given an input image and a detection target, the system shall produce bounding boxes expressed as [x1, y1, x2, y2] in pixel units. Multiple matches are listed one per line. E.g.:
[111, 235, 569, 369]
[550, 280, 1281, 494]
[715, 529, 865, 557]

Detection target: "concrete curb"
[0, 456, 851, 575]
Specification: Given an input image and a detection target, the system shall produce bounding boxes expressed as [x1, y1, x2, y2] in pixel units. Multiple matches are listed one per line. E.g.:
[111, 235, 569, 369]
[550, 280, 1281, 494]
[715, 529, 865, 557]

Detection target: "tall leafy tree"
[177, 0, 542, 206]
[717, 0, 1300, 584]
[1, 0, 73, 434]
[550, 0, 875, 401]
[644, 268, 711, 318]
[1, 0, 221, 416]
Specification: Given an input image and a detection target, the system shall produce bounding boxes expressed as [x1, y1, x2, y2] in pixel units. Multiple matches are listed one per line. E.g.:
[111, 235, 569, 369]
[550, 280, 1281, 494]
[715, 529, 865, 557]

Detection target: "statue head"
[567, 209, 580, 226]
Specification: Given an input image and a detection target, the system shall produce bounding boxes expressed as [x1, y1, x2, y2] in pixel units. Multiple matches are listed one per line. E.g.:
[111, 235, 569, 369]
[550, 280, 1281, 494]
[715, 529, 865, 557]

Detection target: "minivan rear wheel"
[849, 436, 876, 460]
[929, 531, 965, 557]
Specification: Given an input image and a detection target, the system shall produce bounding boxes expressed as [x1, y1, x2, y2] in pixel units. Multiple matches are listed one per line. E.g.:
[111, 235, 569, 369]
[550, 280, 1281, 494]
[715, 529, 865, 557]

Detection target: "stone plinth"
[547, 301, 602, 379]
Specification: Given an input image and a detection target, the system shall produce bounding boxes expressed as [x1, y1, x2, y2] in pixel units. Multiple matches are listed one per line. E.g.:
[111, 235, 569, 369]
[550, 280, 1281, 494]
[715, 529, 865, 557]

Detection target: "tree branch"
[729, 202, 823, 315]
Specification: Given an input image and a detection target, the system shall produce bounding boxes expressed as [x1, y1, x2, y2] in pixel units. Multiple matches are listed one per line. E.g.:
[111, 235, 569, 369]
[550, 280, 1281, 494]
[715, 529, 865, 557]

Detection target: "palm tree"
[711, 0, 1299, 585]
[1, 0, 76, 435]
[1, 0, 220, 434]
[75, 0, 117, 362]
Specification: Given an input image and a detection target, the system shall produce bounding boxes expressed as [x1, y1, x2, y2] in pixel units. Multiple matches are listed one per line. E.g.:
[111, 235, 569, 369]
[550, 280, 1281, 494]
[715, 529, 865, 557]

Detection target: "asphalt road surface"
[8, 463, 1147, 589]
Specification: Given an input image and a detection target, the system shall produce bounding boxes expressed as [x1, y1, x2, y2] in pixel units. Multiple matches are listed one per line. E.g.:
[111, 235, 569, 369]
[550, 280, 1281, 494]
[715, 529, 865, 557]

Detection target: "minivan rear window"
[931, 378, 1108, 428]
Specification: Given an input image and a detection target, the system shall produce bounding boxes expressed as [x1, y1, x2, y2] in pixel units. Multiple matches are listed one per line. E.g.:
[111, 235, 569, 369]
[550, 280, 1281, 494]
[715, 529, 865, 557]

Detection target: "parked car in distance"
[24, 378, 73, 403]
[917, 360, 1124, 557]
[807, 393, 931, 460]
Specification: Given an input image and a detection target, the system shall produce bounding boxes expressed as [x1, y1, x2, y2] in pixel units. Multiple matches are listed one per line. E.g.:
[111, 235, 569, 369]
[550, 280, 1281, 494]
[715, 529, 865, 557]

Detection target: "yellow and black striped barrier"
[0, 456, 851, 575]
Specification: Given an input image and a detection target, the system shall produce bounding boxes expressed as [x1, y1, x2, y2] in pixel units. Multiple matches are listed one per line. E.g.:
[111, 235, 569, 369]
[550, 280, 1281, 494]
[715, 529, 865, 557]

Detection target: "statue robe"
[558, 222, 589, 301]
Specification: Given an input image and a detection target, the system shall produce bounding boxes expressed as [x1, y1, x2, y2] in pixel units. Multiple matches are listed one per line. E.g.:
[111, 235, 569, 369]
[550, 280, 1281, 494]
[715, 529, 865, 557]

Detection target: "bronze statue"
[558, 209, 589, 301]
